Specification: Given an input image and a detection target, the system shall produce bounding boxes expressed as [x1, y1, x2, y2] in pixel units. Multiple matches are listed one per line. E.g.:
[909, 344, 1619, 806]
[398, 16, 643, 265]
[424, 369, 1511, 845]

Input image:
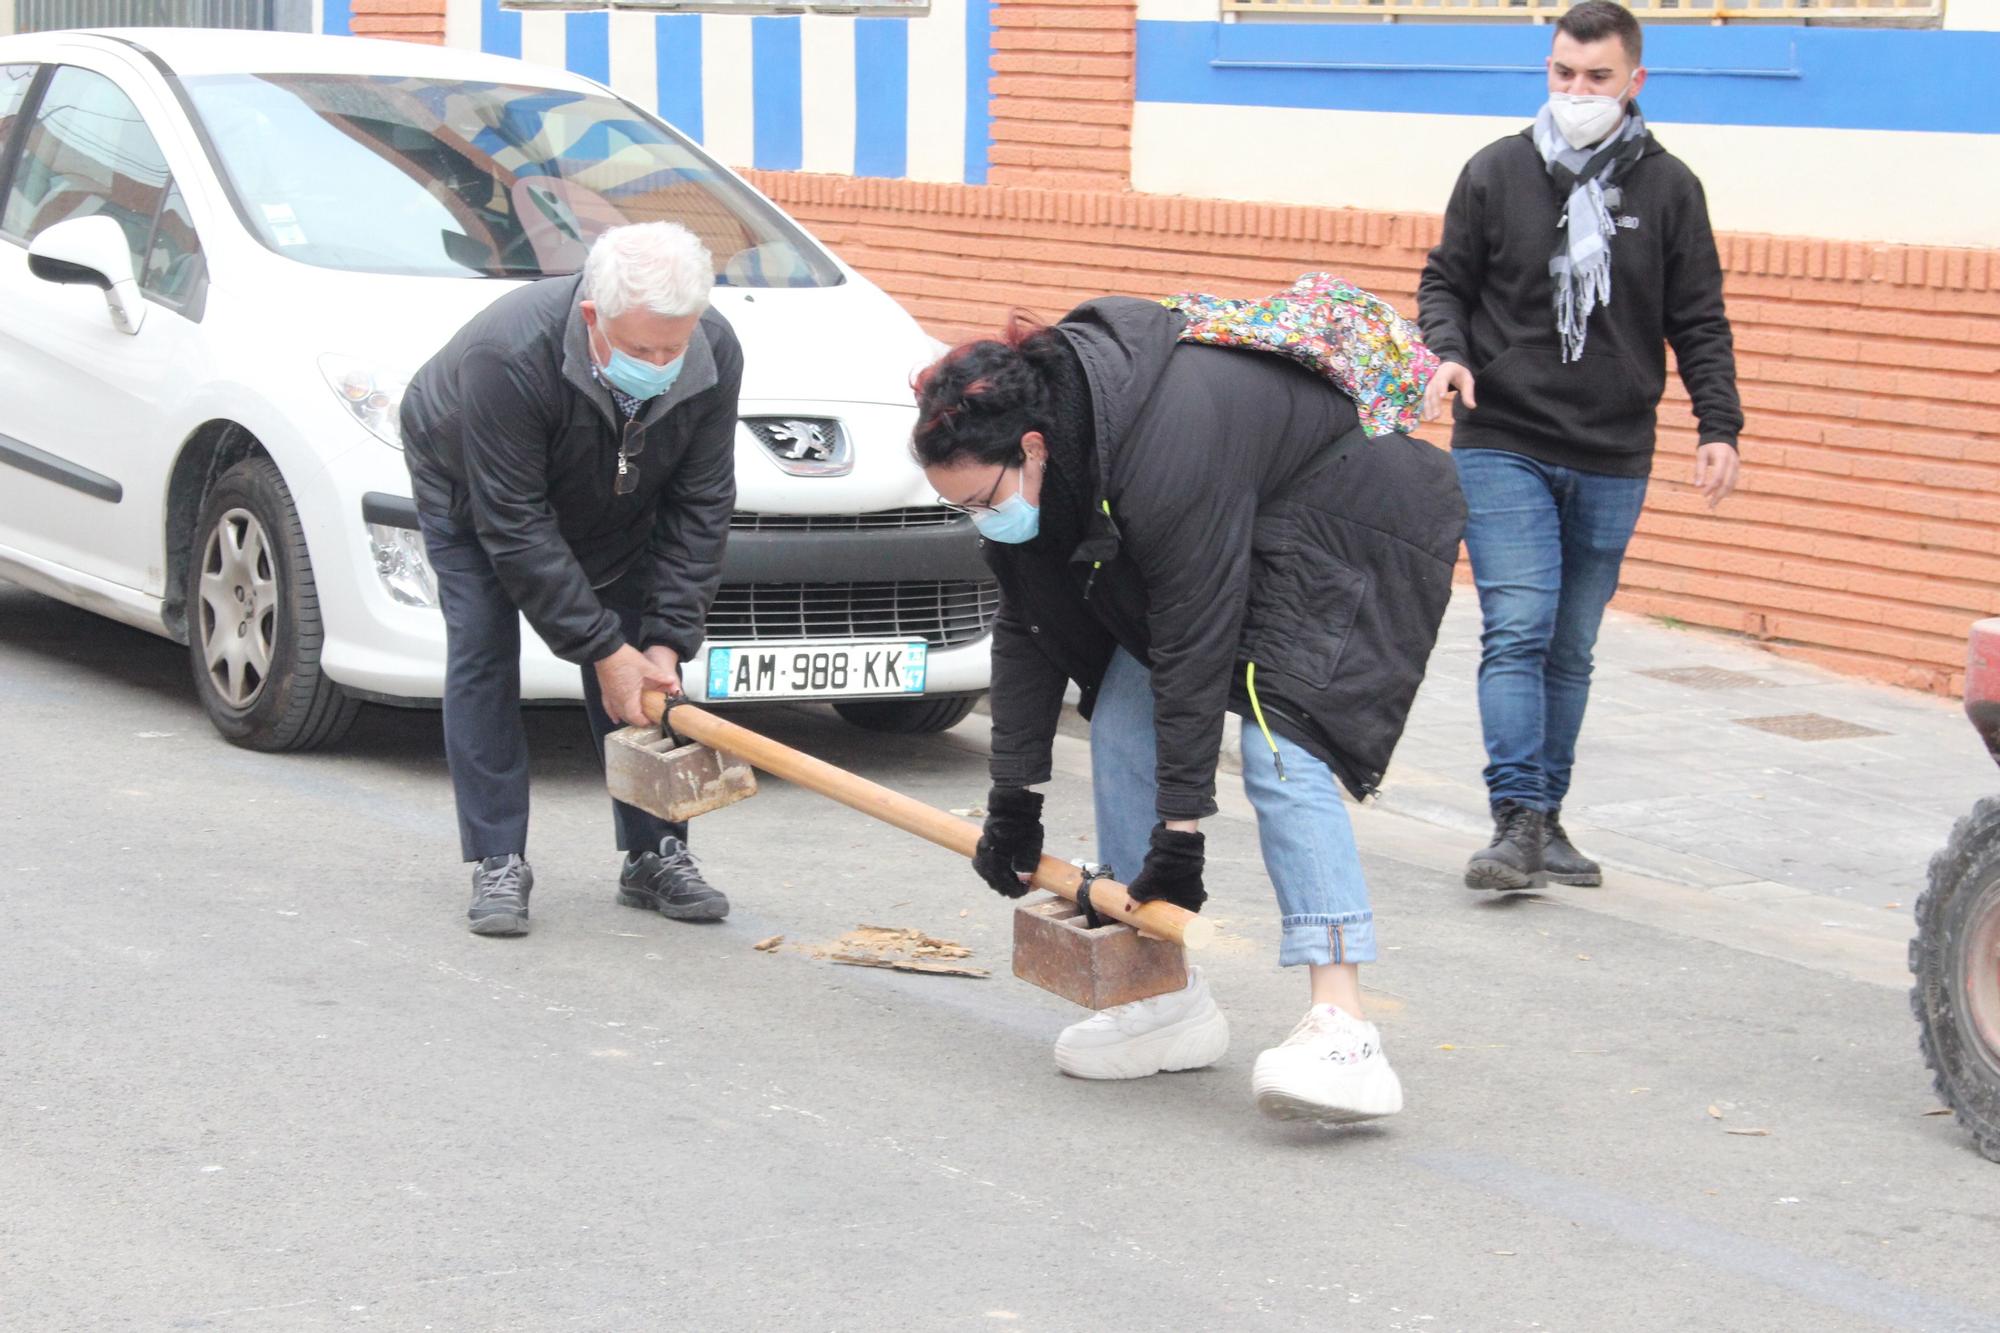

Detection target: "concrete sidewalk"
[1381, 598, 1995, 910]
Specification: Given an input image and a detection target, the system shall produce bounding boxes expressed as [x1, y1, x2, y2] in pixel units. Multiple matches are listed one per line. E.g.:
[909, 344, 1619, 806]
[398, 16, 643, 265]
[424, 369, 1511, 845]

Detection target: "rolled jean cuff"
[1278, 914, 1376, 967]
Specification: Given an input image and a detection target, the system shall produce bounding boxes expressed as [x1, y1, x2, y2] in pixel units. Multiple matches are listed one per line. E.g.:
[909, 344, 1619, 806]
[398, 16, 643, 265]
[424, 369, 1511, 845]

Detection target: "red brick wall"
[346, 0, 445, 43]
[987, 0, 1135, 190]
[750, 171, 2000, 696]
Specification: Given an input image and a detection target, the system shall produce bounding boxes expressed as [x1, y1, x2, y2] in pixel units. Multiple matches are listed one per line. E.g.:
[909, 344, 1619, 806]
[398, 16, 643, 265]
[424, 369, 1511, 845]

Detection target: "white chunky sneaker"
[1053, 966, 1231, 1080]
[1251, 1004, 1404, 1124]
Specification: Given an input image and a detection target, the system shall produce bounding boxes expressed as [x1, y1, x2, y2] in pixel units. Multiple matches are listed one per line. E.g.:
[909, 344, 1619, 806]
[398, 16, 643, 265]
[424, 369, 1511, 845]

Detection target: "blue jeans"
[1453, 448, 1649, 813]
[1090, 648, 1375, 967]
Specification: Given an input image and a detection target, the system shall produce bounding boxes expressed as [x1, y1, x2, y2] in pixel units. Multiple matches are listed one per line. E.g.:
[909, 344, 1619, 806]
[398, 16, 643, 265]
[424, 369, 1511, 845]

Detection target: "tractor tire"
[1910, 795, 2000, 1163]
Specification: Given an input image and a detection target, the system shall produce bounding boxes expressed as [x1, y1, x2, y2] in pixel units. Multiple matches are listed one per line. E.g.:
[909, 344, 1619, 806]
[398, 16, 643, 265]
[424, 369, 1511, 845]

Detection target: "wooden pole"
[644, 694, 1214, 951]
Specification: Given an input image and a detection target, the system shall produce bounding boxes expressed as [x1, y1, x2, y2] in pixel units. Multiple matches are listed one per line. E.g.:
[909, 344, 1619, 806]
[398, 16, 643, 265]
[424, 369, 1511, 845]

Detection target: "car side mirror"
[28, 216, 147, 335]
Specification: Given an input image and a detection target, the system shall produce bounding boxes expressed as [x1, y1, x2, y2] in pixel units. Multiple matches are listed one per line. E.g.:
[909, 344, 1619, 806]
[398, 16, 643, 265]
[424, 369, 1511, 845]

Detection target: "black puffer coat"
[983, 298, 1467, 820]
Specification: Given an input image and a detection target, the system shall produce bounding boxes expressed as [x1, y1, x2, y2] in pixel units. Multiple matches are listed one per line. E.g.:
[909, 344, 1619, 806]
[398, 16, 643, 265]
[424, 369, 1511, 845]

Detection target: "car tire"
[186, 457, 359, 752]
[833, 695, 980, 735]
[1910, 795, 2000, 1163]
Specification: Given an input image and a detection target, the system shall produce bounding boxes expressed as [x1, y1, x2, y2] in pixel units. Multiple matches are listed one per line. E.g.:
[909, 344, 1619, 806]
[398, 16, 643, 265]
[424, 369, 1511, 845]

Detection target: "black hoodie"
[982, 298, 1467, 819]
[1417, 122, 1742, 477]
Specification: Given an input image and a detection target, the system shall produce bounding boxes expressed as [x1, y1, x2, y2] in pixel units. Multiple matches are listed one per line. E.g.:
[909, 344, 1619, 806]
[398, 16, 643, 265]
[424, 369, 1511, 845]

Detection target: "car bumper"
[313, 488, 996, 706]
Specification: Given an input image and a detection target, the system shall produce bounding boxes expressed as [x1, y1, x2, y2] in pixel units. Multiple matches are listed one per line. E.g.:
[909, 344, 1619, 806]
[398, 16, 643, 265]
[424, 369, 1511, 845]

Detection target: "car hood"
[276, 266, 938, 409]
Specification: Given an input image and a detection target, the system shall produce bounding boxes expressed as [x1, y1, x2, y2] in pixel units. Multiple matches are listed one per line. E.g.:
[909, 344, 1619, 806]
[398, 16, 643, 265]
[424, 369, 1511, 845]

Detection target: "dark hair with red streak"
[910, 311, 1069, 470]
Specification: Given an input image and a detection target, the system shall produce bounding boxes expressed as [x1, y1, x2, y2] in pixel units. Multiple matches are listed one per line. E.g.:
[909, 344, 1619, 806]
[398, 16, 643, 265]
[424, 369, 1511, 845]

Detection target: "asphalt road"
[5, 583, 1999, 1332]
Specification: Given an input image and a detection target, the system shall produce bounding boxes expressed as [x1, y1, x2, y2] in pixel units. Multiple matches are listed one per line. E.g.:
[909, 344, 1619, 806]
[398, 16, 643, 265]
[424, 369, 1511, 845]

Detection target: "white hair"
[582, 222, 714, 320]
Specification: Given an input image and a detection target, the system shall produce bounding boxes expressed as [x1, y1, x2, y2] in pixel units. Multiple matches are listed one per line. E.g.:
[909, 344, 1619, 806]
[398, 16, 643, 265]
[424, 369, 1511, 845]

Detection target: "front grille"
[729, 507, 966, 532]
[708, 580, 1000, 649]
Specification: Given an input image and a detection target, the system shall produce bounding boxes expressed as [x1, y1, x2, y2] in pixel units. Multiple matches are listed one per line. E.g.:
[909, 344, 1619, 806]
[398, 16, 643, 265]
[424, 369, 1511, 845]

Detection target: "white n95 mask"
[1548, 85, 1629, 150]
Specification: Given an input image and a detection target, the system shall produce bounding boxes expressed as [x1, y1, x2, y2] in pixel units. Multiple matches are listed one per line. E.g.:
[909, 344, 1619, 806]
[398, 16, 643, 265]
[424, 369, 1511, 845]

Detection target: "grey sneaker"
[469, 854, 532, 936]
[1465, 801, 1546, 892]
[618, 835, 730, 921]
[1543, 810, 1603, 886]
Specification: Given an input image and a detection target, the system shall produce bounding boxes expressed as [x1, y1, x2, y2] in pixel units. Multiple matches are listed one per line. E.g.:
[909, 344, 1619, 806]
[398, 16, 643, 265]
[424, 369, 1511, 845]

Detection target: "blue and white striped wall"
[435, 0, 993, 184]
[1132, 0, 2000, 247]
[321, 0, 2000, 248]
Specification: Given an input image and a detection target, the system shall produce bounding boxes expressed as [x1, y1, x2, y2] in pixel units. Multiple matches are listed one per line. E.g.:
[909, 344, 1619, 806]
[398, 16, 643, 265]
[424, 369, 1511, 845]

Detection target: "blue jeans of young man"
[418, 509, 684, 862]
[1453, 447, 1650, 814]
[1090, 648, 1375, 967]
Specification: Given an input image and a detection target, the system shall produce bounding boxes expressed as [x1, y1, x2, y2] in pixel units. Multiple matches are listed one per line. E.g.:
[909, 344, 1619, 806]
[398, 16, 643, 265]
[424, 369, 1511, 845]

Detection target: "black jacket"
[1417, 121, 1742, 477]
[401, 275, 742, 665]
[984, 298, 1467, 820]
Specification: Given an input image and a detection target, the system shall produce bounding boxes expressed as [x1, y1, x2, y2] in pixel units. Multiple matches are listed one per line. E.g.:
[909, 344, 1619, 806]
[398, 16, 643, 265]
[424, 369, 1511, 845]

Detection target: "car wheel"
[833, 695, 980, 735]
[186, 457, 359, 752]
[1911, 795, 2000, 1163]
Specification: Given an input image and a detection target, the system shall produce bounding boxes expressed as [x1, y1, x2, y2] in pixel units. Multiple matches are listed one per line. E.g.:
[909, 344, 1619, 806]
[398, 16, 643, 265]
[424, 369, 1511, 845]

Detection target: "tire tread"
[833, 695, 981, 735]
[1909, 794, 2000, 1164]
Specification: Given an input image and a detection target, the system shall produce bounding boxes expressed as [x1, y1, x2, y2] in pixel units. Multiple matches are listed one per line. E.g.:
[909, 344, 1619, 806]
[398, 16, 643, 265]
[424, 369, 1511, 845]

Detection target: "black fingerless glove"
[1126, 824, 1206, 913]
[972, 785, 1044, 898]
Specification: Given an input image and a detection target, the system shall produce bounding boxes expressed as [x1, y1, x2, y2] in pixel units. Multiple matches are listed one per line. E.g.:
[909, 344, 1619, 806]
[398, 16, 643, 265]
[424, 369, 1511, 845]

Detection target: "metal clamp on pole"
[1072, 862, 1117, 930]
[658, 693, 688, 748]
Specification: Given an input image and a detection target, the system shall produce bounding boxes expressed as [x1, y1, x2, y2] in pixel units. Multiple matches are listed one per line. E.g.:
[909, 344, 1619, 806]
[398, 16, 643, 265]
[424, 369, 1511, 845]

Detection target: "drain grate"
[1639, 666, 1776, 690]
[1734, 713, 1888, 742]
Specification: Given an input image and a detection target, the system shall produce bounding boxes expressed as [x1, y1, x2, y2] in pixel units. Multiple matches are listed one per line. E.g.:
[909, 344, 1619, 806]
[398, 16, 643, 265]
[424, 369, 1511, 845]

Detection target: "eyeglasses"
[935, 464, 1011, 516]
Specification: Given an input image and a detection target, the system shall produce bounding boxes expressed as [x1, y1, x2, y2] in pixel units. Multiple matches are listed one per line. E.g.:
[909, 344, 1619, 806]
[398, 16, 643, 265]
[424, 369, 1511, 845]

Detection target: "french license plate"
[705, 642, 929, 700]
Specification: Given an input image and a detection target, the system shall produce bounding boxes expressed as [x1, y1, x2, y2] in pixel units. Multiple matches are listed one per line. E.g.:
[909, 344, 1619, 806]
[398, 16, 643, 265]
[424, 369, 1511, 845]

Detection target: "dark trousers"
[419, 510, 685, 863]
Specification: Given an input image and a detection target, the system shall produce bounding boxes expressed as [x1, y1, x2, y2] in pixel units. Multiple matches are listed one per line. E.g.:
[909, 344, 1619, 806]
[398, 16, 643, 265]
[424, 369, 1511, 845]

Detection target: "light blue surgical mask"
[602, 344, 684, 401]
[973, 491, 1040, 544]
[592, 323, 686, 401]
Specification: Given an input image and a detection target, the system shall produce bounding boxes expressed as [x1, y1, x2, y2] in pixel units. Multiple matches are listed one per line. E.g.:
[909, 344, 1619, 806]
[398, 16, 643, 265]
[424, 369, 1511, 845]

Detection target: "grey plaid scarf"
[1533, 103, 1649, 362]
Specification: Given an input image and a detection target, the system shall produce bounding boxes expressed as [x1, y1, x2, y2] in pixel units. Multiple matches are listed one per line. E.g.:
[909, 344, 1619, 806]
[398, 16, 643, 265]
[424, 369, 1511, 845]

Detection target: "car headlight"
[321, 354, 408, 450]
[367, 522, 438, 608]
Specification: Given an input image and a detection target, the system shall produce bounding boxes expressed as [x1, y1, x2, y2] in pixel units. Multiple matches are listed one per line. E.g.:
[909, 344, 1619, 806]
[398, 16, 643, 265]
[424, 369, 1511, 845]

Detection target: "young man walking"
[1417, 0, 1743, 891]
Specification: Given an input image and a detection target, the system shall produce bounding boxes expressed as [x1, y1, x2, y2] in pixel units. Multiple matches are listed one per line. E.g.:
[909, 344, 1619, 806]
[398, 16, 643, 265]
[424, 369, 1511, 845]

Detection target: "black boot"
[618, 835, 730, 921]
[1465, 801, 1545, 892]
[1543, 810, 1603, 886]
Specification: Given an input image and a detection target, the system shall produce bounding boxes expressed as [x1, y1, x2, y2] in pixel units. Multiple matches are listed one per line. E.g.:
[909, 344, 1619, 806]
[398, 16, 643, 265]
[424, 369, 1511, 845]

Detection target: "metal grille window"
[728, 508, 967, 532]
[708, 580, 1000, 648]
[13, 0, 311, 32]
[1219, 0, 1940, 22]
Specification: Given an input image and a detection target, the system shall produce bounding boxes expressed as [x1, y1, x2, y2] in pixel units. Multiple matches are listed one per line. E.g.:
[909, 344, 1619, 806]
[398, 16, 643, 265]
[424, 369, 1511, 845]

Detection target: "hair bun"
[910, 316, 1065, 469]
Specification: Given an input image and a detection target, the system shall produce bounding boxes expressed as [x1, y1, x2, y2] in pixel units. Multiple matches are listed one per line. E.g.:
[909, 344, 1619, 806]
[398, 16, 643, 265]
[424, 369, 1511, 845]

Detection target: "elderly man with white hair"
[402, 221, 743, 937]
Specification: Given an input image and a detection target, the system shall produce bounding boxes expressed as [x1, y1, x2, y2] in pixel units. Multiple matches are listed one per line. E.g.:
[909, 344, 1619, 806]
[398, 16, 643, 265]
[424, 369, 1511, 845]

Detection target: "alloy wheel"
[197, 506, 279, 710]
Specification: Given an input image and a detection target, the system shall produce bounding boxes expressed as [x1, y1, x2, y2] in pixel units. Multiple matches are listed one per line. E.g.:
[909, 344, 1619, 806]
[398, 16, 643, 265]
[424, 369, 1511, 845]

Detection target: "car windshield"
[181, 73, 841, 285]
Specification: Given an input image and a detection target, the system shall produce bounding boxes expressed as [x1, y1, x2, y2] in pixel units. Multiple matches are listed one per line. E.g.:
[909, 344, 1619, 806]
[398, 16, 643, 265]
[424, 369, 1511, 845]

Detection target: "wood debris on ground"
[817, 925, 988, 978]
[753, 935, 784, 952]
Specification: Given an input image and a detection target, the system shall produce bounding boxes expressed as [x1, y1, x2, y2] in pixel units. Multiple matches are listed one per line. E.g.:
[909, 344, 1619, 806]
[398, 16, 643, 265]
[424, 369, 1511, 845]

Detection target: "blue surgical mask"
[592, 323, 686, 401]
[973, 491, 1040, 544]
[602, 344, 684, 401]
